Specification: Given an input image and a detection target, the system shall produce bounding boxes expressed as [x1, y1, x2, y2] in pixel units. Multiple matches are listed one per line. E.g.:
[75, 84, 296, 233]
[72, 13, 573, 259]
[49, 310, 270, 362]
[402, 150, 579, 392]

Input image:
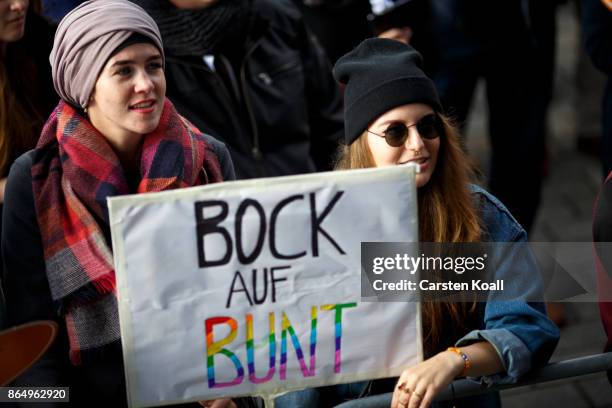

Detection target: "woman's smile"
[129, 99, 158, 114]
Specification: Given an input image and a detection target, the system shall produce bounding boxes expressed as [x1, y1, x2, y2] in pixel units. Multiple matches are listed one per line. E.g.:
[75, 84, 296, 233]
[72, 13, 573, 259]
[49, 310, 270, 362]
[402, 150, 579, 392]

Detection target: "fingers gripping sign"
[391, 350, 464, 408]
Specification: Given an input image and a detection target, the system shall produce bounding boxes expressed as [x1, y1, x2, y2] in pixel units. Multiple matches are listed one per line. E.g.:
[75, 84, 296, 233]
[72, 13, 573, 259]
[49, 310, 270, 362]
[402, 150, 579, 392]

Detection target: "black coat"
[164, 0, 344, 179]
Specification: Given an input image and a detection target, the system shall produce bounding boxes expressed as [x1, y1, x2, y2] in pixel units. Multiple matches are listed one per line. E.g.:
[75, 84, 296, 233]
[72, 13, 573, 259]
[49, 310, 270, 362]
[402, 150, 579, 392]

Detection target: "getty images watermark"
[371, 251, 499, 292]
[361, 242, 612, 302]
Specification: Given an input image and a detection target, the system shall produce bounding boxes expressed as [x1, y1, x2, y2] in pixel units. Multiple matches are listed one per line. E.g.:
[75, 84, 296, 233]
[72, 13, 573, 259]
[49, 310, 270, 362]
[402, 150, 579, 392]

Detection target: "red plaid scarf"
[32, 99, 224, 364]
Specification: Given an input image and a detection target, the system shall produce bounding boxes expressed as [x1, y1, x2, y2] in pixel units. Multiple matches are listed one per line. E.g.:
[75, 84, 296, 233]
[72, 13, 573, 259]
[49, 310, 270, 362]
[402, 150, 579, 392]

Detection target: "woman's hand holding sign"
[391, 349, 463, 408]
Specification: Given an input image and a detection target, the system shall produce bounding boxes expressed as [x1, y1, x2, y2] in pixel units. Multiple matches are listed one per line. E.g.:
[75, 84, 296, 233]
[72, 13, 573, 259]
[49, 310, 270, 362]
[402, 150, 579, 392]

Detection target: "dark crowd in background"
[30, 0, 607, 229]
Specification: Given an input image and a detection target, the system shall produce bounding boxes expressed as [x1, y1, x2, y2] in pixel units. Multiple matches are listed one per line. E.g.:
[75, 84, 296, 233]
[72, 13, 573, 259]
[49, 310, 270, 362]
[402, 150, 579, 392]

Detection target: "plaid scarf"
[32, 99, 224, 364]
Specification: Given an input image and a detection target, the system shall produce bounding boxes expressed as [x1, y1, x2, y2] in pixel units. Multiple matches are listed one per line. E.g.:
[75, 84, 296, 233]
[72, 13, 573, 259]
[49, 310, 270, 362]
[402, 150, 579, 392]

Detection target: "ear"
[84, 93, 96, 113]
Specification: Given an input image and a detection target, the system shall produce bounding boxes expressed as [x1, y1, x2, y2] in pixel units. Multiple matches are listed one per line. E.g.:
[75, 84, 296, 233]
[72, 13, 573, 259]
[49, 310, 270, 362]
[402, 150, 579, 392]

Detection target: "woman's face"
[366, 103, 440, 188]
[87, 43, 165, 147]
[0, 0, 28, 43]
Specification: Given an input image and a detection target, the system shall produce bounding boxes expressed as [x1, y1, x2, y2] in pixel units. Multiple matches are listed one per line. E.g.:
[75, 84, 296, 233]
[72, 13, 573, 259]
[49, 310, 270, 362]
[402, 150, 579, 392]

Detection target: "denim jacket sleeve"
[455, 186, 560, 385]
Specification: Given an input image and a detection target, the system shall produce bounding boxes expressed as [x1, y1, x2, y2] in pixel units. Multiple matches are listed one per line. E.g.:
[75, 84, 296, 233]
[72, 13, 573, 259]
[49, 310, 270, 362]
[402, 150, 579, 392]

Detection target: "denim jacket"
[457, 185, 560, 386]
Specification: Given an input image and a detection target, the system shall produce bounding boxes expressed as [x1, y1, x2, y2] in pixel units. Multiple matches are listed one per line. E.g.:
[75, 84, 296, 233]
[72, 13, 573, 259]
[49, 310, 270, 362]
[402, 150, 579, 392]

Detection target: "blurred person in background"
[290, 0, 372, 63]
[291, 0, 437, 69]
[586, 0, 612, 386]
[132, 0, 344, 180]
[40, 0, 84, 22]
[0, 0, 57, 325]
[427, 0, 559, 234]
[0, 0, 56, 208]
[582, 0, 612, 177]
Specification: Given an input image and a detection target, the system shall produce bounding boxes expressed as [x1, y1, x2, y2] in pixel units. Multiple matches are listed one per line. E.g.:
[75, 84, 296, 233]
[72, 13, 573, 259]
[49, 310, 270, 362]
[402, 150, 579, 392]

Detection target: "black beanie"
[333, 38, 442, 145]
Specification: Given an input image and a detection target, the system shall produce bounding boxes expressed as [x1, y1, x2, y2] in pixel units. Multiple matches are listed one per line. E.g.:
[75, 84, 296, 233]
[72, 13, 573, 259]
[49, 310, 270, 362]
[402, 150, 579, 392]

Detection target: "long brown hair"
[0, 66, 42, 176]
[336, 113, 482, 353]
[0, 4, 47, 176]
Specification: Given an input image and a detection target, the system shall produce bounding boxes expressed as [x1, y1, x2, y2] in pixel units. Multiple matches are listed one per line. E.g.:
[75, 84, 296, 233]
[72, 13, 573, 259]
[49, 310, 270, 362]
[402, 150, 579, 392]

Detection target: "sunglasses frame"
[367, 113, 442, 147]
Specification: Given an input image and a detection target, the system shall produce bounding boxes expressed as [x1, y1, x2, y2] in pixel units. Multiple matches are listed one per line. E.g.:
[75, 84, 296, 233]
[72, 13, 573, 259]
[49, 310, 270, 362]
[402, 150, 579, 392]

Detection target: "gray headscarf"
[50, 0, 164, 109]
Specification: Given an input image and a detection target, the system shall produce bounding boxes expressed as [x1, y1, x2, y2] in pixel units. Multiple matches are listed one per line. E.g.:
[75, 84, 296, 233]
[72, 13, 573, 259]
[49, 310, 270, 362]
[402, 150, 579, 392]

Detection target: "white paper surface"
[109, 166, 421, 407]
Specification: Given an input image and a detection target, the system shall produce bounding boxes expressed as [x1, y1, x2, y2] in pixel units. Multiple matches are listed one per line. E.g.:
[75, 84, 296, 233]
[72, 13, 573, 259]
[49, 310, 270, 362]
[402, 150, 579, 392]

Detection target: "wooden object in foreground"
[0, 321, 58, 386]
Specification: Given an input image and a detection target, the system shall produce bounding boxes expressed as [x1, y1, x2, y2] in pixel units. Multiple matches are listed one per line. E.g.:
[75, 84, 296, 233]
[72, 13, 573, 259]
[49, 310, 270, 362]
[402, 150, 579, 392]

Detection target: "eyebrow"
[110, 54, 162, 68]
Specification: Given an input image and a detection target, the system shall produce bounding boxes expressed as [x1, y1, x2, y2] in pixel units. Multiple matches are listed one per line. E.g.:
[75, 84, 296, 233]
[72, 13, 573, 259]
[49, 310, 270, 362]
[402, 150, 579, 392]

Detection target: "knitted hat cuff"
[344, 77, 442, 145]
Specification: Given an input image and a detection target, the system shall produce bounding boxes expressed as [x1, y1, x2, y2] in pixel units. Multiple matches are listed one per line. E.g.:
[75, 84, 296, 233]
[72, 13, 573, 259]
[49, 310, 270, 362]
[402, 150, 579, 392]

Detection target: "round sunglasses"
[367, 114, 442, 147]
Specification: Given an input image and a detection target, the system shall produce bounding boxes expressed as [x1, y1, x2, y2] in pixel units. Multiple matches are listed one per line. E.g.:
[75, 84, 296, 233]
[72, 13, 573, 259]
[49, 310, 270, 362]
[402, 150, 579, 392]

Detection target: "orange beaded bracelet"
[447, 347, 471, 377]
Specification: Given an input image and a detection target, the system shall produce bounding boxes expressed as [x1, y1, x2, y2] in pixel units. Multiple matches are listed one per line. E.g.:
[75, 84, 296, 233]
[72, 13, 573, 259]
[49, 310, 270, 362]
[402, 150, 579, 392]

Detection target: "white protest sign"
[108, 166, 421, 407]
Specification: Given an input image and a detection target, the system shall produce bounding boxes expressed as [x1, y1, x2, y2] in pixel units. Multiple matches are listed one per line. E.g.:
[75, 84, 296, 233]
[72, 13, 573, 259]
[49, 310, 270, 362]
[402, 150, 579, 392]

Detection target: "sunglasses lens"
[383, 124, 409, 147]
[416, 115, 440, 140]
[378, 115, 441, 147]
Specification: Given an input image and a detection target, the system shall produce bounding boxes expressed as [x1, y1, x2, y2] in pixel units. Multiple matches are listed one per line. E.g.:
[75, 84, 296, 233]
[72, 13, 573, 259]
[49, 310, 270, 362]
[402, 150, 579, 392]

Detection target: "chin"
[134, 119, 161, 135]
[139, 124, 160, 135]
[416, 174, 432, 188]
[5, 29, 24, 42]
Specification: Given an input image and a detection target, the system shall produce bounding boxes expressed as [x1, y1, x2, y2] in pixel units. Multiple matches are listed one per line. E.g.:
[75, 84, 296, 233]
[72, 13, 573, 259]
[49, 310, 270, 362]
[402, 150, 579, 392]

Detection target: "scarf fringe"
[92, 274, 117, 295]
[69, 349, 81, 365]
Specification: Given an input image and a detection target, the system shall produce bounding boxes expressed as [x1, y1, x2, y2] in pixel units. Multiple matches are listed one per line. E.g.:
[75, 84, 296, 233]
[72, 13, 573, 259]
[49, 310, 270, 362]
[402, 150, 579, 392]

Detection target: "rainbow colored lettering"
[321, 303, 357, 373]
[205, 316, 244, 388]
[205, 302, 357, 388]
[279, 307, 317, 380]
[246, 313, 275, 383]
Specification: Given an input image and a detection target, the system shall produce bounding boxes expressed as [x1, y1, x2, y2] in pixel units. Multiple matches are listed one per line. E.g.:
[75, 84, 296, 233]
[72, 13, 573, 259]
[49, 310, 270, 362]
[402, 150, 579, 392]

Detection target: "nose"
[134, 70, 154, 94]
[10, 0, 27, 13]
[404, 127, 426, 153]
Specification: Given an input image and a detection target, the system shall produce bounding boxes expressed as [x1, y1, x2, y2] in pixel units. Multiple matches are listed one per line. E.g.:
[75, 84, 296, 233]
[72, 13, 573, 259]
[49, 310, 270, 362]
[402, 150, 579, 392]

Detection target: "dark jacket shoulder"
[13, 148, 36, 170]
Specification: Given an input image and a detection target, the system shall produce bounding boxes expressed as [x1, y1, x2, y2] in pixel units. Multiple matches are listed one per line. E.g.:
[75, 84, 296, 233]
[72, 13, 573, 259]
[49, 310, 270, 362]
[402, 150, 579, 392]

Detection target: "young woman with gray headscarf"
[1, 1, 239, 405]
